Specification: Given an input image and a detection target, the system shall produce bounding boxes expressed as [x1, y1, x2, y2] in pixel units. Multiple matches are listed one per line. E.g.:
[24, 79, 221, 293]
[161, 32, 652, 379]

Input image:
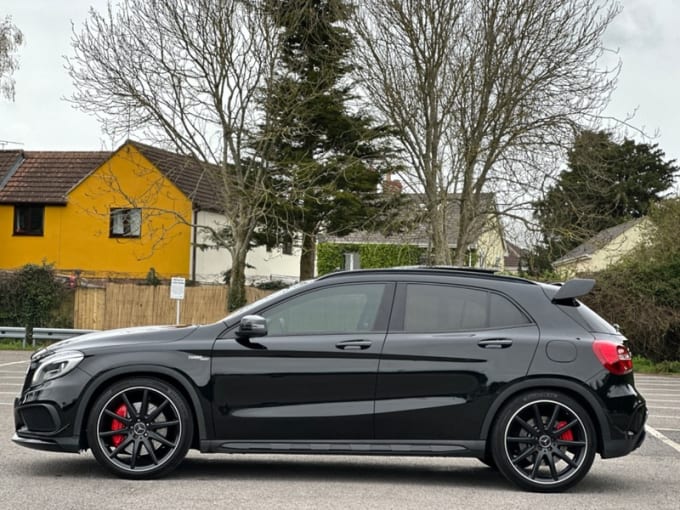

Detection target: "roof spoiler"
[551, 278, 595, 301]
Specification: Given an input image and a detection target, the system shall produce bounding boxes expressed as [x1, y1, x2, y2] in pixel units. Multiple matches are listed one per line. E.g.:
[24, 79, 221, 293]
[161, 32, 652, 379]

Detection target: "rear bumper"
[600, 401, 647, 459]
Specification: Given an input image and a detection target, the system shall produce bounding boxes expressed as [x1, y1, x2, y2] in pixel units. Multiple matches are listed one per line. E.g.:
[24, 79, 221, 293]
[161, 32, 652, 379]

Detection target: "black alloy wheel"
[491, 391, 596, 492]
[87, 377, 193, 479]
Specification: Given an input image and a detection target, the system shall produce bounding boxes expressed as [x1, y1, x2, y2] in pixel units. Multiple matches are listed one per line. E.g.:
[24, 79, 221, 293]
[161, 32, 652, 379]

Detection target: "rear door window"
[398, 284, 531, 333]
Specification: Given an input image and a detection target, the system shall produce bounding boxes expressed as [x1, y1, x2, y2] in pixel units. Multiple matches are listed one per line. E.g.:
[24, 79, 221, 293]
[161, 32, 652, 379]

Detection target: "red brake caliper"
[555, 420, 574, 441]
[111, 404, 128, 447]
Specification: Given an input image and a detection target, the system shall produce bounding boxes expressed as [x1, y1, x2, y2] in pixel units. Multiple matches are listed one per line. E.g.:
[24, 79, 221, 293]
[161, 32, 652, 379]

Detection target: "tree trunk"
[227, 239, 248, 312]
[24, 324, 34, 349]
[453, 191, 475, 266]
[431, 216, 451, 265]
[299, 232, 316, 280]
[428, 196, 452, 265]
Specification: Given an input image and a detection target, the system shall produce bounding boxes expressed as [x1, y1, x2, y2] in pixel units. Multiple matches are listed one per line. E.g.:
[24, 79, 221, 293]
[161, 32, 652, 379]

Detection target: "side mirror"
[236, 315, 268, 339]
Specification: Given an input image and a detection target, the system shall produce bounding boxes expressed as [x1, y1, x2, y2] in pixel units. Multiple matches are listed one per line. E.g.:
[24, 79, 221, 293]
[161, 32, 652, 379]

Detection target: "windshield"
[222, 279, 316, 322]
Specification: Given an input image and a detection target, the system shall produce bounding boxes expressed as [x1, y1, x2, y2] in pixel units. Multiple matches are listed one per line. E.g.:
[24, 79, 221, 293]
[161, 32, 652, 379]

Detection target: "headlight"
[31, 351, 84, 386]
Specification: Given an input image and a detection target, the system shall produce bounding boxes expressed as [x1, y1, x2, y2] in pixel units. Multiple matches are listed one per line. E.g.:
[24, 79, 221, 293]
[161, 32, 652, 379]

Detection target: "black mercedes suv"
[13, 268, 646, 492]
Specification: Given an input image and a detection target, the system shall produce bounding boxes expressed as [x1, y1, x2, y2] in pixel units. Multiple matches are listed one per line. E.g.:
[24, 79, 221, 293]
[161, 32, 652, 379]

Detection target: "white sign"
[170, 277, 186, 300]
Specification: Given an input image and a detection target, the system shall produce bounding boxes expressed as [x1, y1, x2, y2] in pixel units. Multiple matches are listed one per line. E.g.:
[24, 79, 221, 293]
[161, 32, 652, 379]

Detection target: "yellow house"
[0, 141, 219, 280]
[552, 217, 650, 277]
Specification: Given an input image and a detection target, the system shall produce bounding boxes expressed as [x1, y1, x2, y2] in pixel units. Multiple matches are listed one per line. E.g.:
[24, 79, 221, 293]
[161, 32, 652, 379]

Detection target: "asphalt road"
[1, 350, 679, 509]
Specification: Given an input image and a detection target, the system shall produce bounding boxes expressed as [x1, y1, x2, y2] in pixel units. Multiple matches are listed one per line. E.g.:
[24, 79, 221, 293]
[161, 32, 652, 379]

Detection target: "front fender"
[73, 364, 211, 449]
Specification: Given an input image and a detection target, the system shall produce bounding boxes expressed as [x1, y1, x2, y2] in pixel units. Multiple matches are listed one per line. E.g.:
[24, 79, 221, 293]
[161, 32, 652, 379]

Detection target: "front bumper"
[13, 367, 91, 454]
[12, 431, 81, 453]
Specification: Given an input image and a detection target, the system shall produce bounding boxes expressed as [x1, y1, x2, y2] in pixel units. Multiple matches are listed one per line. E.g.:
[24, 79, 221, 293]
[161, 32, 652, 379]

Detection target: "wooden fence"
[74, 283, 271, 330]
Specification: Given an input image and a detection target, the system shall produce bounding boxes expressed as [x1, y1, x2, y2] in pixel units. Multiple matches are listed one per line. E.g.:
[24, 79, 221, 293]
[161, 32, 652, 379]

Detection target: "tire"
[87, 377, 193, 479]
[490, 390, 596, 492]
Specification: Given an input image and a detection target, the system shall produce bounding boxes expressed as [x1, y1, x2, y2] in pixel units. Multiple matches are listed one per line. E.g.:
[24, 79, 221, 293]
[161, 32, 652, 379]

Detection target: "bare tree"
[352, 0, 620, 264]
[0, 15, 23, 101]
[68, 0, 293, 310]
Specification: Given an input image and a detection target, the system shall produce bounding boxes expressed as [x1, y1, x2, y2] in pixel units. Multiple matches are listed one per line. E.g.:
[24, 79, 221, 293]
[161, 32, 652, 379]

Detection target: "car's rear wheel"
[87, 377, 193, 479]
[490, 390, 596, 492]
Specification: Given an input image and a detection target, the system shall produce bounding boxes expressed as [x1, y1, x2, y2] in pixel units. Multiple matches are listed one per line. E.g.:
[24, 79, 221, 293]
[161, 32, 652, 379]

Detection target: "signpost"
[170, 277, 186, 325]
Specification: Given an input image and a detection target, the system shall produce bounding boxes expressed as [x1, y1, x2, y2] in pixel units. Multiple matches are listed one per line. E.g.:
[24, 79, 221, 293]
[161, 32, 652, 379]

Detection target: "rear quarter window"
[558, 301, 618, 334]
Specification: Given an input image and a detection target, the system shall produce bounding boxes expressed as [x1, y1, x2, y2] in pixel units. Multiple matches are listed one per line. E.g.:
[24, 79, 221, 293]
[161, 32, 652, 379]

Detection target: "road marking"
[0, 383, 22, 387]
[0, 376, 25, 379]
[648, 406, 680, 410]
[646, 425, 680, 454]
[645, 390, 680, 397]
[656, 428, 680, 432]
[0, 391, 18, 394]
[646, 399, 680, 403]
[0, 402, 14, 406]
[0, 360, 28, 368]
[650, 415, 680, 419]
[637, 387, 680, 391]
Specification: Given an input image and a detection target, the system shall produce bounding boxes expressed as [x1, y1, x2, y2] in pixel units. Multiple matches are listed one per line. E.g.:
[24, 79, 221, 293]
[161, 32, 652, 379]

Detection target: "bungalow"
[552, 217, 649, 276]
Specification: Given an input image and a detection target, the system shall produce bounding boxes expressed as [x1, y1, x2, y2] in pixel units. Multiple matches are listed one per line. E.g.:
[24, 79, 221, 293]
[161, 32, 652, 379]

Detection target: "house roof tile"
[323, 193, 497, 248]
[0, 151, 111, 204]
[128, 141, 221, 211]
[0, 142, 221, 210]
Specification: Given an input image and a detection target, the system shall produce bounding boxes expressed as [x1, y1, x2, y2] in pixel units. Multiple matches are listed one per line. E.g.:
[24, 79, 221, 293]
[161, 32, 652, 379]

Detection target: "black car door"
[375, 282, 540, 441]
[211, 282, 394, 440]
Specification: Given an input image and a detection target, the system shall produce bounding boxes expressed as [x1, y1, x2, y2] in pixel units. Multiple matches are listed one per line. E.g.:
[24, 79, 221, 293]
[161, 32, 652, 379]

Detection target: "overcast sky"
[1, 0, 679, 170]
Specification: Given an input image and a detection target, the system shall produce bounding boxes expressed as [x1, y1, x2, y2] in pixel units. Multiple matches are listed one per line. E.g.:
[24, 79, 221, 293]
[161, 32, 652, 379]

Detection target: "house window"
[282, 240, 293, 255]
[14, 205, 44, 236]
[110, 208, 142, 238]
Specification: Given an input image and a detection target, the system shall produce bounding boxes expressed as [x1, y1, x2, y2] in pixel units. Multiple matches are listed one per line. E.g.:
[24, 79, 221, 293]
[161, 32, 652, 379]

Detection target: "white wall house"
[191, 210, 301, 284]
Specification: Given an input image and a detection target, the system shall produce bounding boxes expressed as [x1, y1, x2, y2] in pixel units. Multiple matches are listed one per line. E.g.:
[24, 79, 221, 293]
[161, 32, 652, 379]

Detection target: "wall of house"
[475, 217, 505, 271]
[193, 210, 302, 283]
[0, 203, 65, 269]
[0, 144, 193, 279]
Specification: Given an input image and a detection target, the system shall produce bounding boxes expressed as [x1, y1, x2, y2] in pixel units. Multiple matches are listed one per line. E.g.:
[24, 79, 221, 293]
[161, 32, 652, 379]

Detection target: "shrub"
[582, 199, 680, 362]
[0, 264, 68, 343]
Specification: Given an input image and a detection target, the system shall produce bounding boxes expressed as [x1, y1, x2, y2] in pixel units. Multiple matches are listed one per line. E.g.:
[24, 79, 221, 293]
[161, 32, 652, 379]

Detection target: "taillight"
[592, 340, 633, 375]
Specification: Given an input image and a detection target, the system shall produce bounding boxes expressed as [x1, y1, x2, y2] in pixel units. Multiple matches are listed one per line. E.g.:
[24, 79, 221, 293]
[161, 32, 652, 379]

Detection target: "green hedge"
[317, 242, 424, 275]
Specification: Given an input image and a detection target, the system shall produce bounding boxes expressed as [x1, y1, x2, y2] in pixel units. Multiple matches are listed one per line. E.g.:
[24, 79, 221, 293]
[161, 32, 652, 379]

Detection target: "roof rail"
[317, 266, 533, 284]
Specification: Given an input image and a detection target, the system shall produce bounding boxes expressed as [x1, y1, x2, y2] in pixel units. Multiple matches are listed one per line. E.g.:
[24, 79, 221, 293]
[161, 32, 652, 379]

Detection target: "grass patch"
[0, 339, 51, 351]
[634, 356, 680, 374]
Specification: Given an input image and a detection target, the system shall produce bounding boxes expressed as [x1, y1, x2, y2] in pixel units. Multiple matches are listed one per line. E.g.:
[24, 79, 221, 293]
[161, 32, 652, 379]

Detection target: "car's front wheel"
[490, 390, 596, 492]
[87, 377, 193, 479]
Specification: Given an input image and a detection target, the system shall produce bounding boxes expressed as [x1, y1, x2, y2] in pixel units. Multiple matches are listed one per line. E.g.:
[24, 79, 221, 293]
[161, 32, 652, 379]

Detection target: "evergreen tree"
[259, 0, 395, 279]
[532, 130, 677, 270]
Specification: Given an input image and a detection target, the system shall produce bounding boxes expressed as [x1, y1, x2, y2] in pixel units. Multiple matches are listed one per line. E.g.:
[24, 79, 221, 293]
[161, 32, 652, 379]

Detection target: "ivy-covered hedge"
[317, 242, 424, 275]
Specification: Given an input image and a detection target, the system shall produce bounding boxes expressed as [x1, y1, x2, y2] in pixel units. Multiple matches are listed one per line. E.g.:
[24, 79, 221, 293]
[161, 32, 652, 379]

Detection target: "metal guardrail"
[0, 327, 97, 348]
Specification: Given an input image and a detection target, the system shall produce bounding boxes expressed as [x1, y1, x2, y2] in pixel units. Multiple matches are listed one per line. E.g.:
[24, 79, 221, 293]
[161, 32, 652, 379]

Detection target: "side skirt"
[199, 439, 486, 457]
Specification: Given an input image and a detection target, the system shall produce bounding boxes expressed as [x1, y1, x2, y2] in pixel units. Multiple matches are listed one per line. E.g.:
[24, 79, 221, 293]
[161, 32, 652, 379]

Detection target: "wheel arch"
[75, 365, 208, 451]
[480, 377, 609, 455]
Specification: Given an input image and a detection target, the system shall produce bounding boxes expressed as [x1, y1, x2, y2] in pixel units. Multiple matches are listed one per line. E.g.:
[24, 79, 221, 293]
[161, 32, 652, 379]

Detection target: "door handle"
[335, 339, 372, 350]
[477, 338, 513, 349]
